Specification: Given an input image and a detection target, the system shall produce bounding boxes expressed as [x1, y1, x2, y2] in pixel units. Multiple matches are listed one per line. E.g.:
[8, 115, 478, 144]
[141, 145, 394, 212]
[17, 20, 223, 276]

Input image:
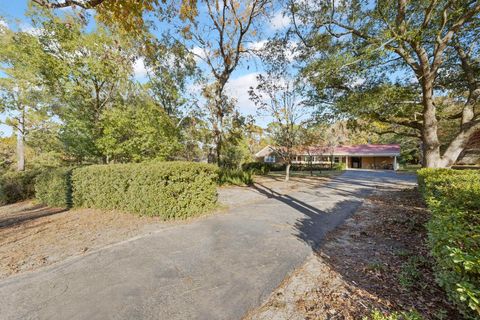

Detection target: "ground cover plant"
[418, 168, 480, 319]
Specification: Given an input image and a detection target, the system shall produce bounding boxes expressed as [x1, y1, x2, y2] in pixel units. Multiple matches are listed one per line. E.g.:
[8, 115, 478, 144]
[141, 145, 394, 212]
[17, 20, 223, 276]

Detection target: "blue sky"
[0, 1, 291, 137]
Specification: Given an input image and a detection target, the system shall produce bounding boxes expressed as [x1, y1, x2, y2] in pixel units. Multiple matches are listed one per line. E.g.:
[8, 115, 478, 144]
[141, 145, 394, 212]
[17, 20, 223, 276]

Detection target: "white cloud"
[225, 72, 261, 115]
[247, 40, 268, 51]
[191, 46, 208, 61]
[270, 11, 290, 31]
[20, 23, 43, 36]
[0, 19, 8, 29]
[133, 58, 148, 78]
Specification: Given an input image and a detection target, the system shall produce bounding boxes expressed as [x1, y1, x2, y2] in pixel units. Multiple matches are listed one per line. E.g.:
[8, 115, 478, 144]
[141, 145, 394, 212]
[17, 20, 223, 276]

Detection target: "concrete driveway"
[0, 170, 416, 320]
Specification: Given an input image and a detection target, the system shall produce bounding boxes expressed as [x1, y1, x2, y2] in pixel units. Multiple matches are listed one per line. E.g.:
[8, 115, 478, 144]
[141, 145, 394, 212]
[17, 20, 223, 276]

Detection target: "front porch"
[344, 156, 398, 170]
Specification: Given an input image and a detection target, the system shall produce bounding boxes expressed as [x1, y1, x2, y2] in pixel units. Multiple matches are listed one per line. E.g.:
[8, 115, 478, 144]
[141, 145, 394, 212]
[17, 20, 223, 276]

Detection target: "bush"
[35, 167, 73, 208]
[241, 162, 271, 175]
[218, 168, 253, 186]
[0, 170, 40, 205]
[72, 161, 218, 219]
[363, 310, 423, 320]
[417, 168, 480, 319]
[333, 162, 347, 170]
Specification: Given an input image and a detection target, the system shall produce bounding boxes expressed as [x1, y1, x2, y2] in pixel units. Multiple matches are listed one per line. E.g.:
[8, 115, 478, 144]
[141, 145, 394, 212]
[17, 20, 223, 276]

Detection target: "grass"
[397, 164, 422, 173]
[267, 170, 342, 178]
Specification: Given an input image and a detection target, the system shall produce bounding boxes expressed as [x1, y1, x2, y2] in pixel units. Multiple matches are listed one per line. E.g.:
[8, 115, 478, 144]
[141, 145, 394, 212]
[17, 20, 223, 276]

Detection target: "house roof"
[334, 144, 401, 156]
[255, 144, 401, 157]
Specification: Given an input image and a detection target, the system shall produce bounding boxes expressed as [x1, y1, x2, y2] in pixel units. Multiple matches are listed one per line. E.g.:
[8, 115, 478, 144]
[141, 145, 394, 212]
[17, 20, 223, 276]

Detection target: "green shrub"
[0, 170, 40, 205]
[363, 310, 423, 320]
[72, 161, 218, 219]
[35, 167, 73, 208]
[218, 168, 253, 186]
[333, 162, 347, 170]
[417, 168, 480, 319]
[241, 162, 271, 175]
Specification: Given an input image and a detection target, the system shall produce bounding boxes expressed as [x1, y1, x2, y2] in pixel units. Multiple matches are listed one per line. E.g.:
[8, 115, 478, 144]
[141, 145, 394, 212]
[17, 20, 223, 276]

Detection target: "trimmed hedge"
[35, 167, 73, 208]
[72, 161, 218, 219]
[418, 168, 480, 319]
[0, 170, 40, 205]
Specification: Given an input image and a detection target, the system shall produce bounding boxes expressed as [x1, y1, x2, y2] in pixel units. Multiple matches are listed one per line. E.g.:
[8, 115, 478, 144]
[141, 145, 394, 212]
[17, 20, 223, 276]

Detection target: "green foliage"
[363, 309, 423, 320]
[221, 139, 252, 169]
[0, 170, 40, 205]
[398, 256, 428, 289]
[0, 137, 16, 171]
[333, 162, 346, 171]
[97, 100, 181, 163]
[218, 168, 253, 186]
[35, 167, 73, 208]
[417, 168, 480, 319]
[72, 161, 218, 219]
[241, 162, 272, 175]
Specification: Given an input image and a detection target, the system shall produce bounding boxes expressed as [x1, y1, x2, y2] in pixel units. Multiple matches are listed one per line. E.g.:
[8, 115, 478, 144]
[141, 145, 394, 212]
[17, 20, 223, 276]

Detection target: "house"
[255, 144, 401, 170]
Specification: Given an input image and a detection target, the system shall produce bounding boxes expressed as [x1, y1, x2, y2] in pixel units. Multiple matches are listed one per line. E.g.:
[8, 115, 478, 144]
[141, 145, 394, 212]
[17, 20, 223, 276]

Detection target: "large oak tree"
[293, 0, 480, 167]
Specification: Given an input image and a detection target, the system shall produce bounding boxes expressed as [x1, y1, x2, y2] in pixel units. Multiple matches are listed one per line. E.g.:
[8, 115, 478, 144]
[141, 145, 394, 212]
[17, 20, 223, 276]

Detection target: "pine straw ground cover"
[246, 187, 461, 320]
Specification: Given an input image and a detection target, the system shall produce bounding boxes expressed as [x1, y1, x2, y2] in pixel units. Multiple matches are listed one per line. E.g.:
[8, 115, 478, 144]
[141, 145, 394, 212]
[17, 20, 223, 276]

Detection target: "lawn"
[266, 169, 343, 178]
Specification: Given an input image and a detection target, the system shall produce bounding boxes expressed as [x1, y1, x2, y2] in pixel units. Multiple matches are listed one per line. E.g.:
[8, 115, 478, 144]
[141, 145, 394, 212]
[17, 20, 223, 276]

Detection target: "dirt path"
[245, 186, 461, 320]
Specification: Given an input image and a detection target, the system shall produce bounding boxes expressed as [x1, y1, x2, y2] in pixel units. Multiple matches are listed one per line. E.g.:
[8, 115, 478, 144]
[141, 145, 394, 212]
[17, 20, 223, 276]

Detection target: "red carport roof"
[255, 144, 401, 157]
[334, 144, 401, 155]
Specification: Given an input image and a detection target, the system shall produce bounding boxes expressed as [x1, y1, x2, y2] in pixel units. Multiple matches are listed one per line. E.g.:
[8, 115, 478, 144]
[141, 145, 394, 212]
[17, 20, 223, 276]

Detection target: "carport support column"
[345, 156, 349, 169]
[394, 156, 397, 171]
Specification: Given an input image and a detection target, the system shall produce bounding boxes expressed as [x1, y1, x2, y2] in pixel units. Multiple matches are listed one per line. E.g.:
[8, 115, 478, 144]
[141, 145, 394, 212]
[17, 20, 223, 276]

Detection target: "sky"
[0, 1, 292, 137]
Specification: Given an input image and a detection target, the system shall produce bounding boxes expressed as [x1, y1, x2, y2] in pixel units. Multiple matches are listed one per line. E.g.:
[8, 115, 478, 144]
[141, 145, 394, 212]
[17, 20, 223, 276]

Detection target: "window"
[265, 155, 276, 163]
[334, 157, 339, 163]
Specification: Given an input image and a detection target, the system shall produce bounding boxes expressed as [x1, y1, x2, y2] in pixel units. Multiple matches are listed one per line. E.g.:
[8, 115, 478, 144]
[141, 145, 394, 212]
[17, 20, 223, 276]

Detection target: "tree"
[181, 0, 270, 165]
[31, 0, 171, 36]
[250, 73, 311, 181]
[0, 27, 51, 171]
[32, 0, 107, 8]
[97, 96, 180, 163]
[293, 0, 480, 167]
[0, 137, 16, 172]
[30, 12, 135, 162]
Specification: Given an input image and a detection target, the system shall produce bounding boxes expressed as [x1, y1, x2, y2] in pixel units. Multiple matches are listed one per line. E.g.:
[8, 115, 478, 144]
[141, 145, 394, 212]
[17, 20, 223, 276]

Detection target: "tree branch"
[32, 0, 106, 9]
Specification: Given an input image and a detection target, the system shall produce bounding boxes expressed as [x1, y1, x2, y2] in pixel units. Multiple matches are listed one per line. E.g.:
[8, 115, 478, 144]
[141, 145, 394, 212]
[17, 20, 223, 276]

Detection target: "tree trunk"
[439, 120, 480, 168]
[285, 163, 291, 182]
[16, 127, 25, 172]
[421, 80, 442, 168]
[216, 133, 222, 167]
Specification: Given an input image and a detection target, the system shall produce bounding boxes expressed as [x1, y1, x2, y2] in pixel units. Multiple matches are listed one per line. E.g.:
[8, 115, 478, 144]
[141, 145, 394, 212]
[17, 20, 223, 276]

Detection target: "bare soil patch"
[245, 187, 461, 320]
[0, 201, 167, 279]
